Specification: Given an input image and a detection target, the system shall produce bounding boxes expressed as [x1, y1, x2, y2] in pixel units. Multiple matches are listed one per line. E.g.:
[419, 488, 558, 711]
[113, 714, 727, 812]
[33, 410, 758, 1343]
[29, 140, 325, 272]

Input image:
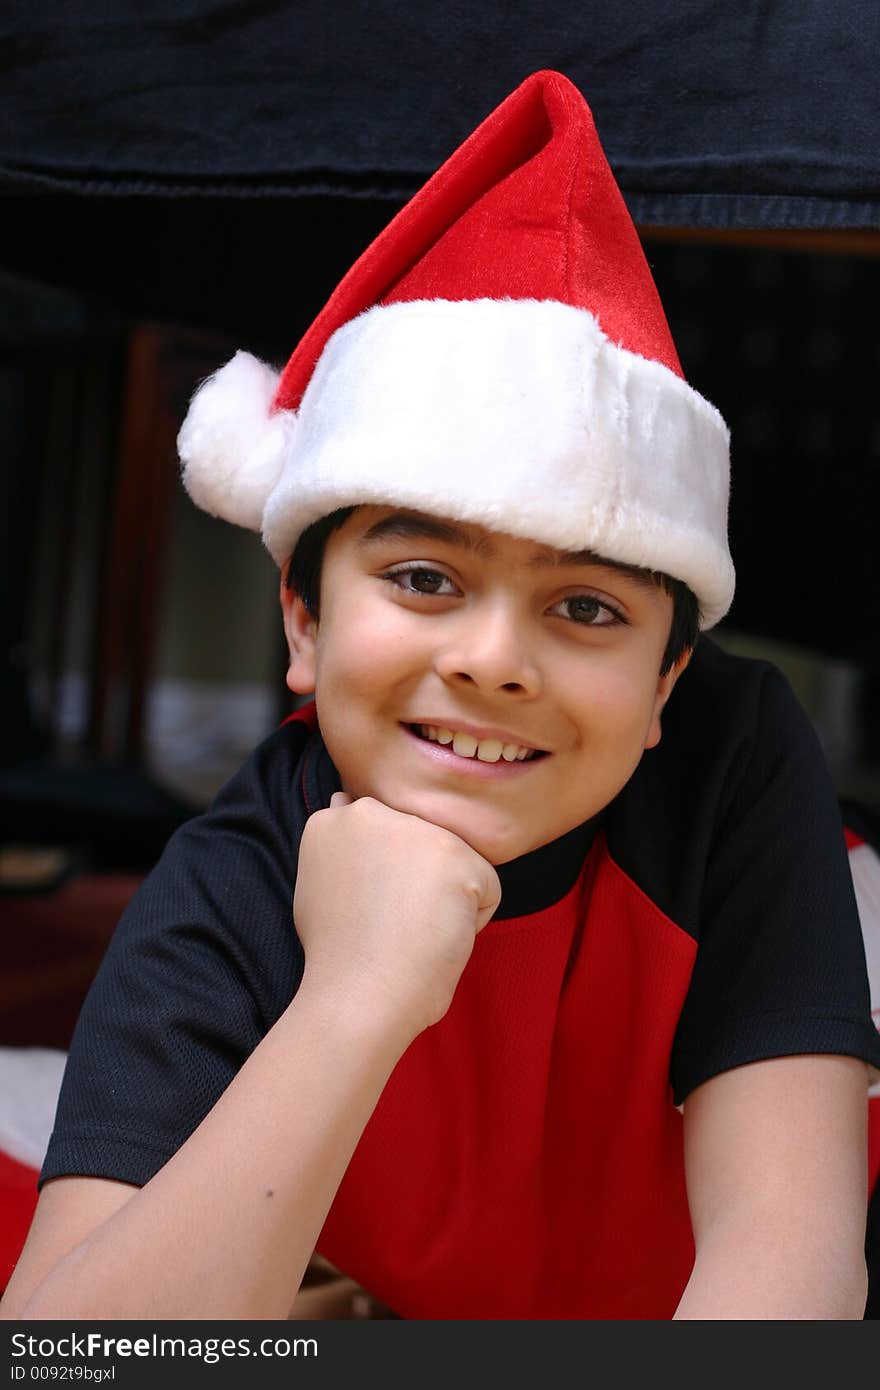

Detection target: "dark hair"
[286, 506, 699, 675]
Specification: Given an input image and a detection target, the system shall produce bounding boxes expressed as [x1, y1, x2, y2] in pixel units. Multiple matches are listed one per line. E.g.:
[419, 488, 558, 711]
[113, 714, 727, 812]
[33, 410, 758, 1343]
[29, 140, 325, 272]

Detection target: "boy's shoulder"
[606, 636, 837, 939]
[204, 699, 333, 828]
[658, 635, 819, 780]
[673, 634, 798, 723]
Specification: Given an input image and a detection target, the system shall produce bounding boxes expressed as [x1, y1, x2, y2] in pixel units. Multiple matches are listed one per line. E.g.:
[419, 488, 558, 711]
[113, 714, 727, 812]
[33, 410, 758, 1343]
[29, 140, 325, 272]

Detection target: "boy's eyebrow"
[358, 513, 658, 588]
[359, 513, 496, 558]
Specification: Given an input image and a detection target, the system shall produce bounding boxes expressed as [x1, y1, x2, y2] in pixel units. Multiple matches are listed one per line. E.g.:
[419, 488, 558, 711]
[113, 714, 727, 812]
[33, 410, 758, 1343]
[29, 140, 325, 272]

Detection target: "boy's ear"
[644, 649, 692, 750]
[279, 572, 318, 695]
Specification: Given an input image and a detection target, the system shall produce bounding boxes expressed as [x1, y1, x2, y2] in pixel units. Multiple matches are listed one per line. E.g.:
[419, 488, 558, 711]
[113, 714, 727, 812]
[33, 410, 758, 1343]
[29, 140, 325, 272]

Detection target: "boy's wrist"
[286, 964, 420, 1062]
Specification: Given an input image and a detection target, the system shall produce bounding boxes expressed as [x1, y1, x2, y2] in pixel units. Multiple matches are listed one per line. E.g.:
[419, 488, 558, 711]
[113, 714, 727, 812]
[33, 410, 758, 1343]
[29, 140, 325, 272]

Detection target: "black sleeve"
[670, 662, 880, 1105]
[38, 721, 311, 1189]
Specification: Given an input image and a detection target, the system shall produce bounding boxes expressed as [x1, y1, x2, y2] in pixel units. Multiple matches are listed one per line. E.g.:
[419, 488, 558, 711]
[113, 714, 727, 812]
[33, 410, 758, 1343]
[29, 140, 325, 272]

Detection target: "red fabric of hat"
[275, 71, 682, 416]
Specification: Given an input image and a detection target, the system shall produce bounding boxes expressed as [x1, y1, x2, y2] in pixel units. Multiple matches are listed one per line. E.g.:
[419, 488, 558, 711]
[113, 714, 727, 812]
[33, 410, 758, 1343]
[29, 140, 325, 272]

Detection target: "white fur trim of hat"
[180, 298, 733, 627]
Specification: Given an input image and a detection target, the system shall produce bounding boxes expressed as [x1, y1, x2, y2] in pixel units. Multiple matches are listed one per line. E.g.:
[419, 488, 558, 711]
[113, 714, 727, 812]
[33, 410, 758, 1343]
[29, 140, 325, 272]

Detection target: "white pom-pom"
[177, 350, 295, 532]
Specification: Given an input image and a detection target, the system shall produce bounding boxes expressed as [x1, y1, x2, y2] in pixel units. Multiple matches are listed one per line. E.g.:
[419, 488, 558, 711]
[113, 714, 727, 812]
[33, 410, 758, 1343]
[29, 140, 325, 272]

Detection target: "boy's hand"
[294, 792, 501, 1041]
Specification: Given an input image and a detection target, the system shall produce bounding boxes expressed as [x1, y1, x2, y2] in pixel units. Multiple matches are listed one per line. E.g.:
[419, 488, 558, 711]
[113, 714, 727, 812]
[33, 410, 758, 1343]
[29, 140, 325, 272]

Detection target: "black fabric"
[38, 717, 313, 1189]
[606, 640, 879, 1102]
[39, 640, 880, 1190]
[3, 2, 879, 228]
[492, 819, 599, 920]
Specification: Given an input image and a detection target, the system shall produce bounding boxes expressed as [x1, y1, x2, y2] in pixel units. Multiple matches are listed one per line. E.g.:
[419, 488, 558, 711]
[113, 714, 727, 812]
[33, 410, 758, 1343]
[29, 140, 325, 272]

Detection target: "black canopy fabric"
[3, 0, 879, 228]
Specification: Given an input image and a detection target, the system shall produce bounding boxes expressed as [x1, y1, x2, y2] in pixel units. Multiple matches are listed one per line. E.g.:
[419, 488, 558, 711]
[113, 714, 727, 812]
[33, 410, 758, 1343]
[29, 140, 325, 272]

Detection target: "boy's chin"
[393, 799, 543, 867]
[336, 779, 552, 865]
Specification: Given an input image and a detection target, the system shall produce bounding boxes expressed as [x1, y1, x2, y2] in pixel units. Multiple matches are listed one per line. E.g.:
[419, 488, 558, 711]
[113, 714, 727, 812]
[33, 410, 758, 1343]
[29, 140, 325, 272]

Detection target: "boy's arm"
[1, 795, 500, 1320]
[1, 979, 412, 1320]
[673, 1053, 870, 1319]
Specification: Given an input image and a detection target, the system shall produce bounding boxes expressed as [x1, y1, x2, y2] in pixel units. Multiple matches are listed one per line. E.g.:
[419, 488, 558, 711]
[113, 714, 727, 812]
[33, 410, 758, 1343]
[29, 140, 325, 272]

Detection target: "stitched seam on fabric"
[562, 108, 585, 302]
[301, 743, 315, 815]
[43, 1129, 175, 1158]
[678, 1006, 878, 1027]
[673, 1011, 880, 1060]
[603, 844, 696, 947]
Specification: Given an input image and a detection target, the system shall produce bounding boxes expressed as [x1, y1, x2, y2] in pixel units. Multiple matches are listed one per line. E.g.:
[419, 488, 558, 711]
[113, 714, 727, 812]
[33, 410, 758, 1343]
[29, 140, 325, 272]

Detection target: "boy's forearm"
[19, 975, 411, 1320]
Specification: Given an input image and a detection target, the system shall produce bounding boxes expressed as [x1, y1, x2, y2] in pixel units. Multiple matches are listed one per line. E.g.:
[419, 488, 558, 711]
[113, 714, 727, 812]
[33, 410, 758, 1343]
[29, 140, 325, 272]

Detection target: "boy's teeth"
[418, 725, 535, 762]
[452, 732, 478, 758]
[475, 739, 504, 763]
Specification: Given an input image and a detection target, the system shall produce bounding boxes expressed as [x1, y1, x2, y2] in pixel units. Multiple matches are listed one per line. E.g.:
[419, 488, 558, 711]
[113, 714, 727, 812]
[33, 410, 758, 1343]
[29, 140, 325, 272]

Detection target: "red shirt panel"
[318, 836, 697, 1318]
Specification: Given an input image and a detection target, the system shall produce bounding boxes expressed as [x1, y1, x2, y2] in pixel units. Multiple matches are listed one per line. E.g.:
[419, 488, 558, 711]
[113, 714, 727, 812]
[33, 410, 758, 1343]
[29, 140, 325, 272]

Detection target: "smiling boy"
[5, 70, 880, 1321]
[284, 505, 692, 864]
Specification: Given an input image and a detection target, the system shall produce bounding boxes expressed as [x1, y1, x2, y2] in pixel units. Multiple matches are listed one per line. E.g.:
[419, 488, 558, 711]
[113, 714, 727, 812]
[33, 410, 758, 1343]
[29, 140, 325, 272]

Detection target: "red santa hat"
[178, 70, 734, 627]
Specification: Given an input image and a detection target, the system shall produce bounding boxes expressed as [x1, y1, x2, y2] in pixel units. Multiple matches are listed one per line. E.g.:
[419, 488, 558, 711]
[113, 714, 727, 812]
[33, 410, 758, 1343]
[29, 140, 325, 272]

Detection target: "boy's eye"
[381, 567, 624, 625]
[383, 565, 458, 596]
[551, 595, 623, 626]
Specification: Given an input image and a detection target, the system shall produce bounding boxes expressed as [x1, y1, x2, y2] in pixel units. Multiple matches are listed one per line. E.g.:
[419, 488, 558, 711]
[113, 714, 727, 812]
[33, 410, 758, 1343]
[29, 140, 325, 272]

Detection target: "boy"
[4, 70, 880, 1320]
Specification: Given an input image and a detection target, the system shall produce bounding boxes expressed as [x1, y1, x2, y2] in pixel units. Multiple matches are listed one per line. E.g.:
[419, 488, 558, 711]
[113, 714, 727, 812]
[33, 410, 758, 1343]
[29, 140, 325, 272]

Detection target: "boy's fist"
[293, 794, 501, 1042]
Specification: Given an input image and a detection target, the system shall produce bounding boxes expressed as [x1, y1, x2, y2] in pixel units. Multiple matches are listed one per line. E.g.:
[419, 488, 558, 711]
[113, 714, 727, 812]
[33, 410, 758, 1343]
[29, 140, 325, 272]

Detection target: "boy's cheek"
[315, 603, 415, 683]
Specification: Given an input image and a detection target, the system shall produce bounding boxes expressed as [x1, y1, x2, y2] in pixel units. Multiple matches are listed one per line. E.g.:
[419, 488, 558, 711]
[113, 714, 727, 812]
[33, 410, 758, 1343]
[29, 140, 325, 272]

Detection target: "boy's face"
[281, 506, 689, 866]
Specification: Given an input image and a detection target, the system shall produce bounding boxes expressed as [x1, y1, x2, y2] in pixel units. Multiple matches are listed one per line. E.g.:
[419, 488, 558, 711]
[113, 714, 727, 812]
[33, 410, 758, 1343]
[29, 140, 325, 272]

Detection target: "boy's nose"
[433, 605, 543, 697]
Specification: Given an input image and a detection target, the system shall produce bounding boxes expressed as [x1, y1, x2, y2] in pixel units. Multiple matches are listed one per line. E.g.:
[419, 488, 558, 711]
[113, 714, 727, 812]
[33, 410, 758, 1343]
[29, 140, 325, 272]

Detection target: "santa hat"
[179, 70, 734, 627]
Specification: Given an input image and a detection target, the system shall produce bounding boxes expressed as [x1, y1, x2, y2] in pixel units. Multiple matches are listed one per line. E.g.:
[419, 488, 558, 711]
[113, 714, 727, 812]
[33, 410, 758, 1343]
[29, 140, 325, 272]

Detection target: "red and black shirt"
[40, 639, 880, 1317]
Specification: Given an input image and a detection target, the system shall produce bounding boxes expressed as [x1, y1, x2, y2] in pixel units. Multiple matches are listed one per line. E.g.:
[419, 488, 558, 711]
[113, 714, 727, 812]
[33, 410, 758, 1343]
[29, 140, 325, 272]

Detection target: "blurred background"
[1, 0, 878, 1044]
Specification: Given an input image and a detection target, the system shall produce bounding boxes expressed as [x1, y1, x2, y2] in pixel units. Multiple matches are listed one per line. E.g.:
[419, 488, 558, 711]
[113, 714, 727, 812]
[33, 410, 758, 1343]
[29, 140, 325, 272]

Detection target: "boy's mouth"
[405, 723, 548, 765]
